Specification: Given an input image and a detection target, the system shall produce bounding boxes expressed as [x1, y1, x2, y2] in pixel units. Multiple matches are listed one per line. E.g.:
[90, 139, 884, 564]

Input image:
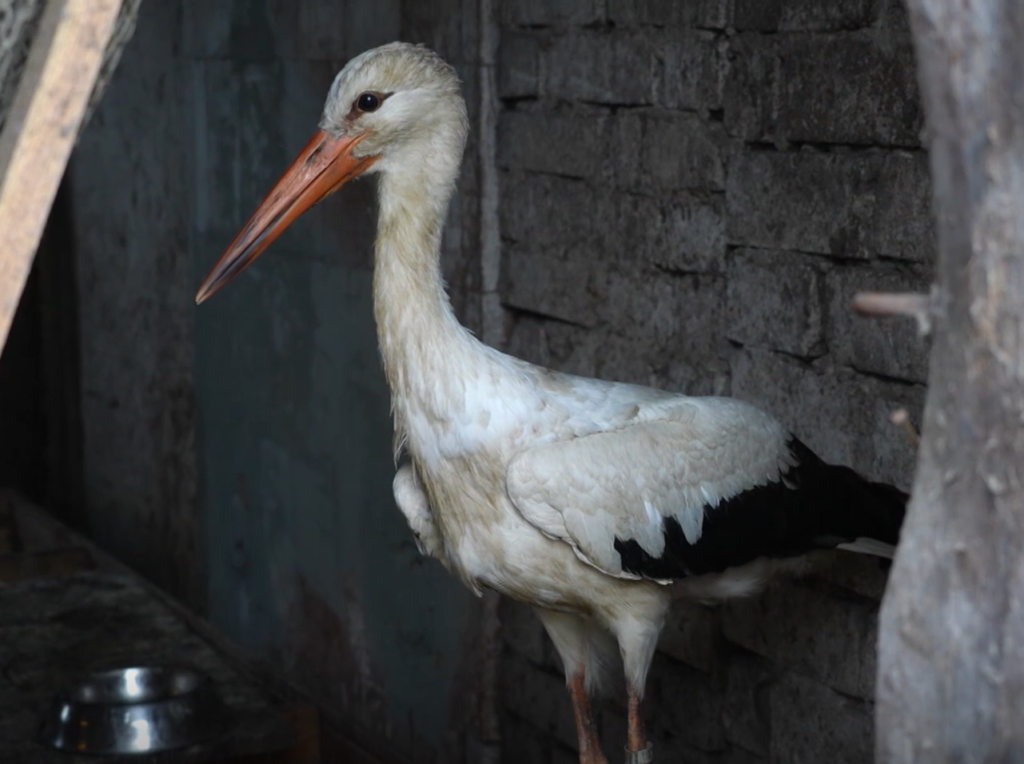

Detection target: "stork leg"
[536, 609, 610, 764]
[625, 685, 653, 763]
[568, 667, 609, 764]
[612, 607, 666, 764]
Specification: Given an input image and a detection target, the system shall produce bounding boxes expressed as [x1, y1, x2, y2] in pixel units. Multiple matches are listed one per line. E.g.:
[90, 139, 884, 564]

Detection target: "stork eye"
[356, 92, 381, 112]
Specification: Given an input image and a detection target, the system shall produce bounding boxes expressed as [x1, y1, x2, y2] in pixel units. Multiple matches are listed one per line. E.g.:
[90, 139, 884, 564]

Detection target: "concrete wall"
[495, 0, 930, 762]
[70, 0, 200, 608]
[70, 2, 486, 762]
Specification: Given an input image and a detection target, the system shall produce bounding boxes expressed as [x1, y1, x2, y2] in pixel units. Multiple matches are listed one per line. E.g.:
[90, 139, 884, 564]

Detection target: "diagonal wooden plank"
[0, 0, 125, 356]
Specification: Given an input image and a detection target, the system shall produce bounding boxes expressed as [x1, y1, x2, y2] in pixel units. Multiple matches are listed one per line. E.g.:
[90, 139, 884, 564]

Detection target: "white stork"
[195, 43, 906, 764]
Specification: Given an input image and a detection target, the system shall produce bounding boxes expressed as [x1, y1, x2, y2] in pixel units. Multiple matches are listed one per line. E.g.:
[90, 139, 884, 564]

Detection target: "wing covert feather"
[506, 398, 795, 580]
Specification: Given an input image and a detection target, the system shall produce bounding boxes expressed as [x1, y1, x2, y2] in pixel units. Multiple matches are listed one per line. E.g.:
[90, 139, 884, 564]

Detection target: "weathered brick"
[500, 246, 603, 327]
[730, 347, 883, 478]
[734, 347, 922, 488]
[728, 148, 934, 261]
[608, 0, 731, 29]
[658, 196, 727, 273]
[501, 598, 549, 666]
[597, 705, 628, 754]
[881, 0, 912, 32]
[498, 31, 543, 99]
[503, 317, 632, 386]
[616, 193, 726, 274]
[724, 34, 776, 141]
[502, 247, 727, 339]
[869, 383, 925, 490]
[500, 172, 730, 332]
[542, 31, 660, 105]
[492, 11, 929, 757]
[813, 550, 894, 601]
[869, 152, 935, 262]
[551, 743, 583, 764]
[726, 32, 923, 146]
[769, 673, 874, 764]
[657, 601, 724, 673]
[499, 172, 607, 250]
[726, 248, 826, 358]
[605, 708, 771, 764]
[501, 0, 604, 26]
[775, 34, 923, 147]
[501, 712, 556, 764]
[826, 265, 932, 383]
[732, 0, 880, 31]
[600, 709, 737, 764]
[727, 749, 771, 764]
[723, 653, 773, 756]
[607, 110, 647, 189]
[721, 580, 879, 699]
[600, 270, 727, 371]
[499, 105, 611, 180]
[633, 729, 748, 764]
[647, 653, 727, 751]
[639, 110, 724, 191]
[499, 104, 646, 187]
[659, 30, 728, 112]
[503, 312, 557, 370]
[502, 114, 723, 264]
[503, 269, 727, 394]
[501, 650, 577, 750]
[726, 149, 878, 259]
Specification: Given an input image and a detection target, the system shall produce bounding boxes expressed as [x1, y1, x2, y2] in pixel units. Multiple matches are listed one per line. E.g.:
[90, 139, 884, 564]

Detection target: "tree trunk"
[877, 1, 1024, 761]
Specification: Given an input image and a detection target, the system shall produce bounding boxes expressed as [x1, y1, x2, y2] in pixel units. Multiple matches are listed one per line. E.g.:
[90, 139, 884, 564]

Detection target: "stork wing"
[506, 398, 799, 582]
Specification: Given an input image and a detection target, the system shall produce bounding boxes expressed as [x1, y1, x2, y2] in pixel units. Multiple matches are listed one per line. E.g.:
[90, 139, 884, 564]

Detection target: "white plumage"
[507, 394, 797, 579]
[196, 42, 906, 764]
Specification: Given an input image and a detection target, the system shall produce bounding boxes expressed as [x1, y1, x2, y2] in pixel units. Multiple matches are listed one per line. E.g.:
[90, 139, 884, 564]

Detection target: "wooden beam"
[877, 1, 1024, 761]
[0, 0, 125, 356]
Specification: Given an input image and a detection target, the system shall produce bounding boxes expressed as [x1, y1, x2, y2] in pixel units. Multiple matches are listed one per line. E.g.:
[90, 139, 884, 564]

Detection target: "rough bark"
[877, 1, 1024, 761]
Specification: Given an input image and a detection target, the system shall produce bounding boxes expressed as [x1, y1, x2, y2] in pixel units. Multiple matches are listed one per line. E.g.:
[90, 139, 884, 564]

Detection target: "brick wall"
[493, 0, 931, 761]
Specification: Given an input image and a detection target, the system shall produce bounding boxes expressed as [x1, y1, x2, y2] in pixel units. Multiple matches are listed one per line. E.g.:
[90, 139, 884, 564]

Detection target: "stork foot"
[624, 743, 654, 764]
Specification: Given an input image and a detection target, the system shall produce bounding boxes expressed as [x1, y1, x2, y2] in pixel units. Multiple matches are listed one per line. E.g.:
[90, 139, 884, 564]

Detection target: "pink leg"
[626, 686, 653, 763]
[568, 669, 609, 764]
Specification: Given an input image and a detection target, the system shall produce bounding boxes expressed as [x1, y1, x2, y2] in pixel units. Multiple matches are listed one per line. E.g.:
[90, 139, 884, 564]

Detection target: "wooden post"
[877, 1, 1024, 761]
[0, 0, 125, 356]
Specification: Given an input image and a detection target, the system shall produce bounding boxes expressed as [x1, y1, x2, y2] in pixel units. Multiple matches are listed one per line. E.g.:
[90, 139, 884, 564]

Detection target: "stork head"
[194, 42, 468, 304]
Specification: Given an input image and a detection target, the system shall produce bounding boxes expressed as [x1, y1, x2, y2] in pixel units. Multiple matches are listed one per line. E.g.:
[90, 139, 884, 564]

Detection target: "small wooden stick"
[890, 408, 921, 448]
[852, 291, 932, 335]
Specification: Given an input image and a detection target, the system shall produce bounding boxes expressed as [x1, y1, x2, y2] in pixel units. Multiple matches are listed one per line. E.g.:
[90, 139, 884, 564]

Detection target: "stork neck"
[373, 163, 478, 409]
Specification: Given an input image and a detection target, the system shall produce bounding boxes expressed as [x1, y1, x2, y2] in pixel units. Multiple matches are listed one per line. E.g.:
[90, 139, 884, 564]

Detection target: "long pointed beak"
[195, 130, 378, 304]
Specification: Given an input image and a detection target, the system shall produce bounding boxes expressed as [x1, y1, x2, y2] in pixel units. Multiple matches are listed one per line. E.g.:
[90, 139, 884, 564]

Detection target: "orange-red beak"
[195, 130, 378, 304]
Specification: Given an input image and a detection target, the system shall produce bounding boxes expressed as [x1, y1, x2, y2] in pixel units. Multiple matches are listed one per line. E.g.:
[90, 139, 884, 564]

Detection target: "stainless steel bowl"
[39, 666, 230, 754]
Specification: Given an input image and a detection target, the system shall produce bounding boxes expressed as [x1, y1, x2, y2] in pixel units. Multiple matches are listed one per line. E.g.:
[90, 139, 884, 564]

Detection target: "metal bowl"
[39, 666, 230, 754]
